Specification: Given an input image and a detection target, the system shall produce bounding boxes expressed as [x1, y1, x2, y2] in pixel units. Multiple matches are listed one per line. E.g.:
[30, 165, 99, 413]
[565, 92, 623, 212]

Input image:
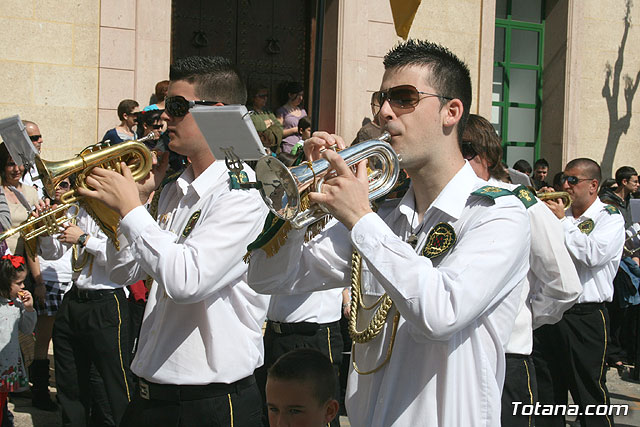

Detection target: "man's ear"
[324, 399, 339, 423]
[443, 98, 463, 129]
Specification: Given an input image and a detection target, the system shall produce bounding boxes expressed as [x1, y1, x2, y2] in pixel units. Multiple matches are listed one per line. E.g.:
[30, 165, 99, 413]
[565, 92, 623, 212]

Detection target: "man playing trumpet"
[247, 39, 531, 426]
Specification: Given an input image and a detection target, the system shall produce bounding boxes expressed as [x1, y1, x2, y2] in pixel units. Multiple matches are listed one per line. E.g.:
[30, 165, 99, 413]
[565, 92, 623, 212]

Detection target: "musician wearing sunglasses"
[537, 159, 624, 426]
[248, 39, 531, 426]
[21, 120, 46, 199]
[78, 56, 269, 427]
[462, 114, 581, 427]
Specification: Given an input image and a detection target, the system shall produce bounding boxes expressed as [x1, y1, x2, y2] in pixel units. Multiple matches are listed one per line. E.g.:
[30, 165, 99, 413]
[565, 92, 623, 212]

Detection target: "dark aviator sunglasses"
[164, 95, 225, 117]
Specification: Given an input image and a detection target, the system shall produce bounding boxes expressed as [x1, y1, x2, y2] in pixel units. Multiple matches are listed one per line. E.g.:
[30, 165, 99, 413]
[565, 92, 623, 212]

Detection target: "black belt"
[267, 320, 339, 335]
[139, 375, 255, 401]
[566, 302, 605, 315]
[506, 353, 531, 360]
[69, 286, 122, 301]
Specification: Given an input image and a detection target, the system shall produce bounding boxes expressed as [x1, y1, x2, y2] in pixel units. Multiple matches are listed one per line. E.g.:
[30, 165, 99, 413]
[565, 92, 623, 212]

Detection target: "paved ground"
[8, 365, 640, 426]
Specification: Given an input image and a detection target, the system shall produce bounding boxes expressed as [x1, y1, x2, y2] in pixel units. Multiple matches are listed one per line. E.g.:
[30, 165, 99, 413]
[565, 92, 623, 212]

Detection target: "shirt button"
[355, 234, 365, 244]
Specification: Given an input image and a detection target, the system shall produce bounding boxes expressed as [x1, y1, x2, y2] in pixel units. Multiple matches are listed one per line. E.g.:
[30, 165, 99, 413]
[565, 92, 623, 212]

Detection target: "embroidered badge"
[229, 171, 249, 189]
[471, 185, 514, 200]
[182, 210, 201, 238]
[604, 205, 620, 215]
[512, 185, 537, 209]
[578, 219, 595, 235]
[422, 222, 457, 259]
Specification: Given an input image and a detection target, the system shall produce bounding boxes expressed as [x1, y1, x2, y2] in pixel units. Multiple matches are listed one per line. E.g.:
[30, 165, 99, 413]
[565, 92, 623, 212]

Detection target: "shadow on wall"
[601, 0, 640, 179]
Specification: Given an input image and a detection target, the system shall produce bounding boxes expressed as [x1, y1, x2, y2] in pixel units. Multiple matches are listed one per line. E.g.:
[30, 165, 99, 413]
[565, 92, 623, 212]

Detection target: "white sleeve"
[350, 201, 531, 341]
[562, 211, 625, 268]
[247, 218, 353, 295]
[527, 202, 582, 329]
[118, 189, 267, 304]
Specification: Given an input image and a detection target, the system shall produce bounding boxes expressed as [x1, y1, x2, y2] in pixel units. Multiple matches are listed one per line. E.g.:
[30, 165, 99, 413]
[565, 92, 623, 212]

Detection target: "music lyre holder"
[221, 147, 262, 190]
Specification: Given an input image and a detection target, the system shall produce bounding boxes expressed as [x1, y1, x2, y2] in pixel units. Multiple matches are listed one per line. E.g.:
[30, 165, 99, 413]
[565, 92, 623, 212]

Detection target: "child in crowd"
[290, 117, 312, 156]
[266, 348, 339, 427]
[0, 255, 36, 426]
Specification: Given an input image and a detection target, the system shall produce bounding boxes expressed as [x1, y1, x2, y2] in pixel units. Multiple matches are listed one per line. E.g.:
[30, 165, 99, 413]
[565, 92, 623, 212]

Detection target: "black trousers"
[255, 320, 343, 427]
[121, 376, 262, 427]
[53, 287, 133, 427]
[533, 303, 614, 427]
[501, 354, 538, 427]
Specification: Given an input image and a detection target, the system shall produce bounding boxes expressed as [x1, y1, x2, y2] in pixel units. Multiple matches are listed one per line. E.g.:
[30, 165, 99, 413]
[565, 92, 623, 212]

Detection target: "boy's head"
[297, 116, 312, 140]
[266, 349, 339, 427]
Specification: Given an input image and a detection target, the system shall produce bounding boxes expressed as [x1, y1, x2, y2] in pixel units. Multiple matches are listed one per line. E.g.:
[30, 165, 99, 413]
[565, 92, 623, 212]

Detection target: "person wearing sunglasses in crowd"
[101, 99, 140, 145]
[537, 159, 625, 426]
[21, 120, 45, 199]
[77, 56, 269, 427]
[462, 114, 581, 427]
[247, 39, 531, 426]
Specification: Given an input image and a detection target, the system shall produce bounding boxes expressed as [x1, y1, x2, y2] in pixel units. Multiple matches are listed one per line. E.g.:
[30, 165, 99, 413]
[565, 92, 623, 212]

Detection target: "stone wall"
[0, 0, 100, 160]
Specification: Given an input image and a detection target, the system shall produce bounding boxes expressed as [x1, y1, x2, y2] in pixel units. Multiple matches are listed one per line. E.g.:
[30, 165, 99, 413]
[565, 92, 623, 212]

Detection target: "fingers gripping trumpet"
[0, 203, 80, 259]
[254, 132, 400, 229]
[536, 191, 572, 210]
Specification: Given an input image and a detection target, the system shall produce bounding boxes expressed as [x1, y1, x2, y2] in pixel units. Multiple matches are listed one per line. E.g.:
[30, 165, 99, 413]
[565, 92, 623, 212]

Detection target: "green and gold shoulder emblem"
[471, 185, 514, 200]
[578, 218, 595, 235]
[422, 222, 457, 259]
[604, 205, 620, 215]
[512, 185, 537, 209]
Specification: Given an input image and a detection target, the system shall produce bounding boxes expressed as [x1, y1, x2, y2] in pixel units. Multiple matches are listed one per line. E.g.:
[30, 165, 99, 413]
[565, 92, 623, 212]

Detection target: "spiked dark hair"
[383, 39, 472, 141]
[169, 56, 247, 105]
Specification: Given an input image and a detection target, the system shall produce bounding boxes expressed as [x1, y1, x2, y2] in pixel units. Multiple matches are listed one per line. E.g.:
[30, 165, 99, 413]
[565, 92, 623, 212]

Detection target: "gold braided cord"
[352, 312, 400, 375]
[348, 250, 395, 344]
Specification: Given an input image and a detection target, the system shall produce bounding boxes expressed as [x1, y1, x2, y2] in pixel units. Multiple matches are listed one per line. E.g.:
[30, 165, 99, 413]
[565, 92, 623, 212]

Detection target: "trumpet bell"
[255, 132, 399, 229]
[537, 191, 572, 210]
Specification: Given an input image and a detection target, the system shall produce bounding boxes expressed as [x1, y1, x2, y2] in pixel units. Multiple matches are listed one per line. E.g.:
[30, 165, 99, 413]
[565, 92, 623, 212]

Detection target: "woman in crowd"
[276, 81, 307, 154]
[247, 86, 283, 155]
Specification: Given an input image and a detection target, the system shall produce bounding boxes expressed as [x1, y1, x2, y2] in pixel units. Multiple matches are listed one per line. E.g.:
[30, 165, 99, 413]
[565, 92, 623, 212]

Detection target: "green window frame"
[493, 1, 545, 162]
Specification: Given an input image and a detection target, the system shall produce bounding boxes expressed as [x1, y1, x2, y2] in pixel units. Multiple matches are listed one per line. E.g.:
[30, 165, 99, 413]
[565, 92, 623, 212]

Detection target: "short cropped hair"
[534, 158, 549, 169]
[383, 39, 472, 141]
[268, 348, 336, 405]
[615, 166, 638, 186]
[565, 158, 602, 183]
[117, 99, 139, 121]
[169, 56, 247, 105]
[462, 114, 508, 182]
[513, 159, 532, 175]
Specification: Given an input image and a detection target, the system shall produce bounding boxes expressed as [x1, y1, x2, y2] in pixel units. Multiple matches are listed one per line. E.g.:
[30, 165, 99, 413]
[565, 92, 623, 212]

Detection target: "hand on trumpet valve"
[58, 223, 85, 245]
[304, 131, 345, 162]
[31, 198, 52, 218]
[307, 148, 372, 230]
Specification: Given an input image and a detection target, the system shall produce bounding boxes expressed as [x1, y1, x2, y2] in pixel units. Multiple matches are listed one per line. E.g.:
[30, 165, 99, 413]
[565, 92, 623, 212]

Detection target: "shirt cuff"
[120, 205, 156, 242]
[84, 233, 102, 253]
[349, 212, 397, 254]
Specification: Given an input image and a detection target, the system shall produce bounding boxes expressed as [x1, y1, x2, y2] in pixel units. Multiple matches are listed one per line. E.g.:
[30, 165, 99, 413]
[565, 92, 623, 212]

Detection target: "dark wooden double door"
[171, 0, 313, 111]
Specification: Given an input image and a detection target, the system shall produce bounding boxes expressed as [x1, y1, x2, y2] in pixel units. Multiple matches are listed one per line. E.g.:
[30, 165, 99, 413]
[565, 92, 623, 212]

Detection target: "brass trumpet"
[537, 191, 572, 210]
[254, 132, 399, 229]
[33, 133, 156, 248]
[0, 203, 79, 258]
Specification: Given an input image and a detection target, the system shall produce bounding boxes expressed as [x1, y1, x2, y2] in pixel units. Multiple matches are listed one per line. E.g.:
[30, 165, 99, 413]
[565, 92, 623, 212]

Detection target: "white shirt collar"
[570, 197, 604, 221]
[176, 160, 228, 198]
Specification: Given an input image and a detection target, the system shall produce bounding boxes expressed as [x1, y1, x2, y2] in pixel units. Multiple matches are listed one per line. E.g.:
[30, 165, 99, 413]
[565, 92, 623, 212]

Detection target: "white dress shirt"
[248, 162, 531, 427]
[40, 208, 122, 290]
[488, 179, 581, 355]
[22, 164, 45, 199]
[562, 197, 625, 304]
[267, 288, 343, 324]
[106, 161, 270, 385]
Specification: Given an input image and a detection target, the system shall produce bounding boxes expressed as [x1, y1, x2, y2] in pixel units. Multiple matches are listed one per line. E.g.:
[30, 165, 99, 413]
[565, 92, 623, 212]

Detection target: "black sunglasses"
[561, 175, 592, 185]
[371, 85, 453, 116]
[58, 181, 70, 189]
[256, 93, 268, 98]
[29, 135, 42, 142]
[460, 141, 477, 161]
[165, 95, 224, 117]
[151, 124, 163, 129]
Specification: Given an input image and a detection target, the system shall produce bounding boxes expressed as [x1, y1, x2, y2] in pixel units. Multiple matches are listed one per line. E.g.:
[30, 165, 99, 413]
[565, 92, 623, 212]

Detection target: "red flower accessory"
[2, 254, 25, 269]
